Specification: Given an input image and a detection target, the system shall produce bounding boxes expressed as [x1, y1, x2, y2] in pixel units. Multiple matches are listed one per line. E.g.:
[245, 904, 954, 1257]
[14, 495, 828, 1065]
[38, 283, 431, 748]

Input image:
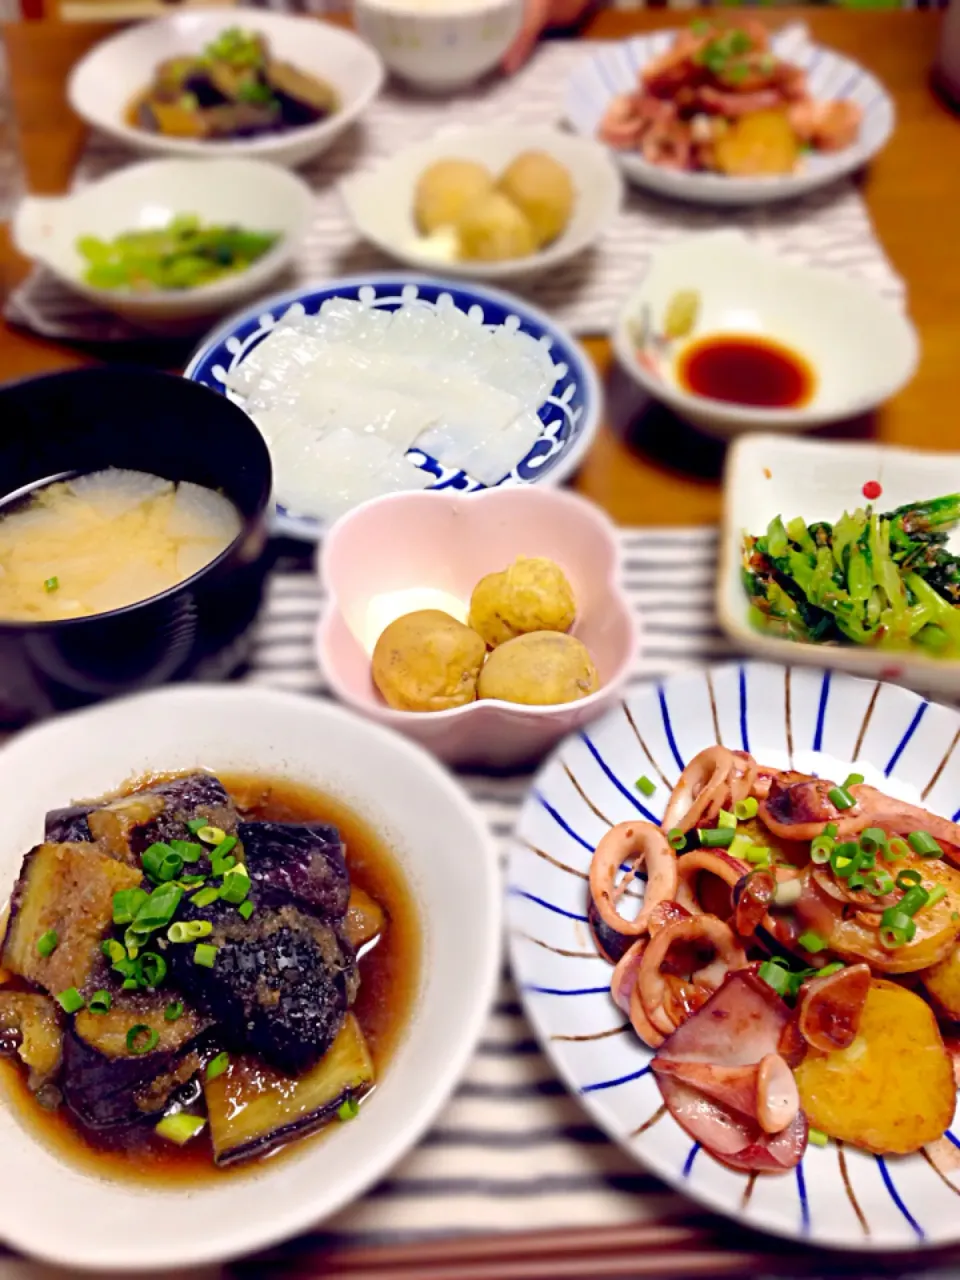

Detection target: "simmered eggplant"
[204, 1014, 373, 1165]
[201, 103, 282, 138]
[63, 992, 214, 1130]
[169, 899, 358, 1075]
[2, 843, 141, 993]
[239, 820, 350, 920]
[264, 60, 338, 124]
[0, 991, 63, 1090]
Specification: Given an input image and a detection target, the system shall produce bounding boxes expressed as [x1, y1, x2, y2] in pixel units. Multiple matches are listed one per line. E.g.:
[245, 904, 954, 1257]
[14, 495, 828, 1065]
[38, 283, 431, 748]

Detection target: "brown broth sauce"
[0, 773, 421, 1185]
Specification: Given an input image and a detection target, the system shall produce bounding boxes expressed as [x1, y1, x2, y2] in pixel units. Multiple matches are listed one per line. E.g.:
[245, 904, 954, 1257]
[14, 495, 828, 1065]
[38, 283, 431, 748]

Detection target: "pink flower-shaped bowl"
[317, 487, 639, 769]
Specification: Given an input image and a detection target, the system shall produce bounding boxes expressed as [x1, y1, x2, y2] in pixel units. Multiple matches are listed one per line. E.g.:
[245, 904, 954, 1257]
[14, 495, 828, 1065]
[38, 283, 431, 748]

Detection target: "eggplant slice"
[2, 842, 141, 993]
[239, 820, 350, 920]
[205, 1013, 373, 1165]
[62, 991, 215, 1131]
[0, 991, 63, 1090]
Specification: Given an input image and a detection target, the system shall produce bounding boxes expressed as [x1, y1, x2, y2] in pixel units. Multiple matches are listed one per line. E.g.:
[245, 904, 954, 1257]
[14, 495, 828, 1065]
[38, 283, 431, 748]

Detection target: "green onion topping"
[142, 842, 184, 884]
[895, 869, 922, 890]
[186, 818, 209, 835]
[155, 1113, 206, 1145]
[238, 900, 255, 921]
[666, 828, 687, 852]
[194, 943, 218, 969]
[102, 938, 125, 964]
[808, 1128, 829, 1148]
[139, 951, 167, 988]
[823, 823, 838, 838]
[841, 773, 865, 790]
[219, 867, 251, 905]
[858, 828, 887, 857]
[927, 884, 948, 909]
[885, 837, 910, 861]
[908, 830, 943, 857]
[745, 845, 771, 866]
[164, 1000, 184, 1022]
[635, 775, 656, 797]
[44, 576, 59, 592]
[196, 825, 226, 846]
[734, 796, 759, 821]
[126, 1024, 159, 1055]
[830, 842, 862, 878]
[699, 827, 735, 848]
[88, 990, 112, 1015]
[169, 840, 204, 863]
[191, 886, 220, 909]
[810, 835, 834, 865]
[863, 870, 894, 897]
[727, 833, 754, 862]
[798, 930, 827, 954]
[337, 1097, 360, 1122]
[57, 987, 84, 1015]
[828, 786, 855, 812]
[112, 887, 149, 925]
[206, 1051, 230, 1081]
[36, 929, 59, 958]
[897, 885, 930, 917]
[717, 809, 737, 830]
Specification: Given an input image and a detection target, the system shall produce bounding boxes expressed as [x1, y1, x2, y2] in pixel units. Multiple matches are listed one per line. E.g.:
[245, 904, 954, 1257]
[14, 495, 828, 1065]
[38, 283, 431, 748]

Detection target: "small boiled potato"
[477, 631, 599, 706]
[496, 151, 575, 249]
[468, 556, 576, 649]
[414, 159, 494, 236]
[372, 610, 486, 713]
[794, 979, 954, 1154]
[922, 944, 960, 1020]
[824, 854, 960, 974]
[713, 110, 799, 178]
[456, 191, 537, 263]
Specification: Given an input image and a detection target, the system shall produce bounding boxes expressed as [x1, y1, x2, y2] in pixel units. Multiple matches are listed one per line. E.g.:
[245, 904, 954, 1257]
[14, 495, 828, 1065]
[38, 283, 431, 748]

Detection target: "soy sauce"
[676, 333, 816, 409]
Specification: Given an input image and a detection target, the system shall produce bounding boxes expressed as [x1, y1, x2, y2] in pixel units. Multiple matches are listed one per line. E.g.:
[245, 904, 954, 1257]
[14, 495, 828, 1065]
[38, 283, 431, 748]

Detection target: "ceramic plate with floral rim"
[507, 661, 960, 1250]
[718, 434, 960, 698]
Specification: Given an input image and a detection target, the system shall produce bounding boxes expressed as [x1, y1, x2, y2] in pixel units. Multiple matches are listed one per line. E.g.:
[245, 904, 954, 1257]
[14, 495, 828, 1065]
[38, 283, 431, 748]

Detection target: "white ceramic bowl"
[352, 0, 523, 92]
[718, 433, 960, 698]
[67, 11, 384, 169]
[341, 124, 623, 282]
[12, 158, 315, 335]
[612, 230, 919, 437]
[0, 685, 500, 1270]
[565, 24, 895, 206]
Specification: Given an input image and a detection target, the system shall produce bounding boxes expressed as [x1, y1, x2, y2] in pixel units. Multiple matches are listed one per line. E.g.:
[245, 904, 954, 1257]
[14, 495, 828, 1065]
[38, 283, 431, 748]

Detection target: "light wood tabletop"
[0, 8, 957, 532]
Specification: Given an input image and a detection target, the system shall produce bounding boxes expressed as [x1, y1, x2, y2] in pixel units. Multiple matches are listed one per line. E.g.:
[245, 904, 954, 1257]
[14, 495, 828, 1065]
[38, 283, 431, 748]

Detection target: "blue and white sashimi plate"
[508, 661, 960, 1249]
[185, 274, 601, 542]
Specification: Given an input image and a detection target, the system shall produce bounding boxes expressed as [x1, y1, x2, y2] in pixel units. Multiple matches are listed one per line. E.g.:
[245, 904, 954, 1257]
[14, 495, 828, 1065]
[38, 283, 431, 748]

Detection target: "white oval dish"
[68, 11, 384, 169]
[0, 685, 500, 1270]
[565, 24, 895, 206]
[611, 230, 918, 437]
[508, 661, 960, 1249]
[12, 159, 315, 335]
[340, 124, 623, 282]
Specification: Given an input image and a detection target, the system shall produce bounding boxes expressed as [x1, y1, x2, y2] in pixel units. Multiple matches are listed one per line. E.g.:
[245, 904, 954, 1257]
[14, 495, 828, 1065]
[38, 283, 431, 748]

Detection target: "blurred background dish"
[718, 433, 960, 696]
[185, 274, 602, 541]
[565, 24, 894, 206]
[0, 368, 272, 727]
[67, 11, 384, 169]
[611, 231, 918, 436]
[12, 158, 314, 335]
[352, 0, 523, 93]
[340, 125, 623, 281]
[316, 487, 638, 769]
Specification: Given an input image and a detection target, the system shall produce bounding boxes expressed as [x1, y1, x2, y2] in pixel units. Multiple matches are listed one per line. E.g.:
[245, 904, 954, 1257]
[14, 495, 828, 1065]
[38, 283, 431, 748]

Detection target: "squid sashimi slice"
[224, 327, 324, 396]
[280, 378, 439, 454]
[656, 1076, 807, 1171]
[276, 429, 432, 522]
[452, 411, 544, 486]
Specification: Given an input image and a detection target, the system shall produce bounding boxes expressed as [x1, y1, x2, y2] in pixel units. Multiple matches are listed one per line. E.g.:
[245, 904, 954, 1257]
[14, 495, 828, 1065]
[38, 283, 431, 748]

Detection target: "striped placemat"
[4, 39, 905, 341]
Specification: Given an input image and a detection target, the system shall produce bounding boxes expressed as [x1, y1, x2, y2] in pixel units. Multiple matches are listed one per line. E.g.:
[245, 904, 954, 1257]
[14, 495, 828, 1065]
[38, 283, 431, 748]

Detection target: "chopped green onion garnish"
[126, 1024, 159, 1055]
[880, 907, 918, 943]
[132, 882, 183, 931]
[113, 887, 148, 925]
[197, 825, 226, 847]
[219, 868, 251, 905]
[57, 987, 84, 1014]
[728, 833, 754, 862]
[155, 1113, 205, 1145]
[238, 900, 255, 921]
[823, 823, 838, 838]
[746, 845, 771, 865]
[122, 977, 139, 991]
[186, 818, 208, 835]
[179, 874, 206, 889]
[206, 1051, 230, 1081]
[858, 828, 887, 857]
[885, 837, 910, 861]
[699, 827, 735, 848]
[841, 773, 864, 790]
[88, 990, 112, 1014]
[36, 929, 58, 957]
[102, 938, 125, 964]
[635, 775, 656, 797]
[191, 886, 220, 909]
[830, 843, 862, 879]
[717, 809, 737, 830]
[897, 885, 930, 917]
[186, 920, 213, 939]
[139, 952, 167, 988]
[926, 884, 948, 909]
[167, 922, 190, 944]
[337, 1097, 360, 1122]
[810, 835, 834, 865]
[194, 943, 218, 968]
[44, 576, 59, 592]
[164, 1001, 184, 1022]
[808, 1128, 829, 1147]
[798, 930, 827, 953]
[817, 962, 845, 979]
[169, 840, 204, 863]
[896, 868, 922, 890]
[863, 870, 894, 897]
[667, 828, 687, 852]
[847, 873, 867, 891]
[828, 786, 855, 812]
[757, 959, 792, 997]
[734, 797, 759, 821]
[908, 831, 943, 857]
[142, 842, 183, 884]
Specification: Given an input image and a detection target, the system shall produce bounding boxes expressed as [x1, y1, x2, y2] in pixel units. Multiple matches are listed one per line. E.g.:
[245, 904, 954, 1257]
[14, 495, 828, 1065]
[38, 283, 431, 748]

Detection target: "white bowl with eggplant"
[0, 685, 500, 1269]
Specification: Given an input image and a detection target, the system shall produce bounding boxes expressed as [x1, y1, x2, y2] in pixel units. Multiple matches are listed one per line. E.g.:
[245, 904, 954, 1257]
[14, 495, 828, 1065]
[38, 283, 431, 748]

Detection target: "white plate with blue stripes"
[507, 661, 960, 1249]
[564, 25, 895, 206]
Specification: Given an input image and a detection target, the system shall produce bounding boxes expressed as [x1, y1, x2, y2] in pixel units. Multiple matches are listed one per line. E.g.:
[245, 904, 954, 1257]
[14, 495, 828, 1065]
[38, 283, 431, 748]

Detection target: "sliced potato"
[922, 944, 960, 1020]
[794, 979, 954, 1154]
[713, 110, 799, 178]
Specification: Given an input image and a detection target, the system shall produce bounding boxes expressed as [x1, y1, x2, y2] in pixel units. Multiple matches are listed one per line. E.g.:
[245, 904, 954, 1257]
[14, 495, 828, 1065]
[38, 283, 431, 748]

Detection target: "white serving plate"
[508, 661, 960, 1248]
[0, 685, 500, 1269]
[718, 433, 960, 696]
[611, 231, 918, 436]
[341, 124, 623, 282]
[68, 11, 384, 169]
[565, 24, 895, 206]
[13, 159, 315, 334]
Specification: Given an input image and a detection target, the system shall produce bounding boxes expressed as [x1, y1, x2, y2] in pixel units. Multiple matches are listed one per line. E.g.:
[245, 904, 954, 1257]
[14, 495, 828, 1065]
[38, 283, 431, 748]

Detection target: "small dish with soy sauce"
[612, 230, 919, 437]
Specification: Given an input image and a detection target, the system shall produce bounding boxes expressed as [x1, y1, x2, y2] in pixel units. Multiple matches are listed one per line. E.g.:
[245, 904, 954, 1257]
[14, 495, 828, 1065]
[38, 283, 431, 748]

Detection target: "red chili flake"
[862, 480, 883, 501]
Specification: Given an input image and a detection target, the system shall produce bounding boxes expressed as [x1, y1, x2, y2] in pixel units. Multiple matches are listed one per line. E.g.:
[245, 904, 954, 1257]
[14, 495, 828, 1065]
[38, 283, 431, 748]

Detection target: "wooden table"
[3, 9, 959, 528]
